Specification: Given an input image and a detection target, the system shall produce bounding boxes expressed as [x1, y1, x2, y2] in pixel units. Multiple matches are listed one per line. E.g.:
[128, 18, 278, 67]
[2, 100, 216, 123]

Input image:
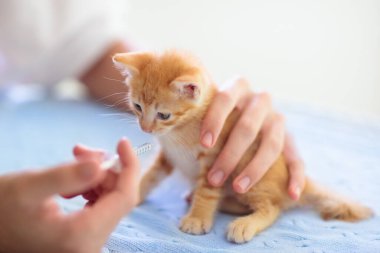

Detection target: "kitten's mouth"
[139, 125, 169, 136]
[150, 130, 163, 136]
[141, 128, 159, 135]
[148, 129, 168, 136]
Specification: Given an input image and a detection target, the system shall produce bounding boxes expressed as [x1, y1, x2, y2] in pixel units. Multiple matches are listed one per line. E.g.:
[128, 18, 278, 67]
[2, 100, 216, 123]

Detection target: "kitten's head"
[113, 50, 211, 135]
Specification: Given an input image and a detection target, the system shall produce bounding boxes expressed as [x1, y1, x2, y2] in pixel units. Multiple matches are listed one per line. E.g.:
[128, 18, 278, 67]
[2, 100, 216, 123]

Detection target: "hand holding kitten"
[201, 77, 305, 199]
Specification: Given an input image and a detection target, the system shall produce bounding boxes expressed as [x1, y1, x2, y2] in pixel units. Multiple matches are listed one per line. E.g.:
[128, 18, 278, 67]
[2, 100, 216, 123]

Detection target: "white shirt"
[0, 0, 129, 86]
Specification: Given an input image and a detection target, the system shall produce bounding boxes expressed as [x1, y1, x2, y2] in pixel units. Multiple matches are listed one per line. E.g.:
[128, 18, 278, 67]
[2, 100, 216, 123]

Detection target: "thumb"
[27, 161, 103, 200]
[80, 138, 140, 234]
[116, 138, 140, 194]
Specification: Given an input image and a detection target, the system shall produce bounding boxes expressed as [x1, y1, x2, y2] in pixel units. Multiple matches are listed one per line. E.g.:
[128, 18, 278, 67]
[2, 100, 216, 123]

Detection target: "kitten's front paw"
[227, 218, 257, 243]
[180, 215, 212, 235]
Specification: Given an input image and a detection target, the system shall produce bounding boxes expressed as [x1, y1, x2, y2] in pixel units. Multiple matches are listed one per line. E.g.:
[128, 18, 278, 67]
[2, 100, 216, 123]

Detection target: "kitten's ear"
[172, 76, 201, 100]
[112, 52, 153, 77]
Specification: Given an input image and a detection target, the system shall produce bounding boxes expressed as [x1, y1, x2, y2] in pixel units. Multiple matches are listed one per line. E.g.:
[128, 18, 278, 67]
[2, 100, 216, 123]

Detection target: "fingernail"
[202, 132, 213, 147]
[237, 176, 251, 192]
[293, 186, 301, 200]
[79, 163, 96, 180]
[210, 170, 224, 185]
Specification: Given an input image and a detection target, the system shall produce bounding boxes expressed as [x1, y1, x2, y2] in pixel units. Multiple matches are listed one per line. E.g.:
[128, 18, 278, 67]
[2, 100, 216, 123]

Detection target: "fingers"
[207, 92, 271, 187]
[73, 144, 106, 163]
[82, 190, 98, 202]
[116, 138, 140, 194]
[232, 113, 285, 193]
[27, 161, 103, 200]
[200, 77, 250, 148]
[81, 138, 140, 233]
[284, 133, 305, 200]
[62, 144, 106, 199]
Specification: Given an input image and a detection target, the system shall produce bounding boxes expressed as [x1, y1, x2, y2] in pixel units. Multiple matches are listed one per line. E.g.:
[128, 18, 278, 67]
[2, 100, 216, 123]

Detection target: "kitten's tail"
[300, 178, 373, 222]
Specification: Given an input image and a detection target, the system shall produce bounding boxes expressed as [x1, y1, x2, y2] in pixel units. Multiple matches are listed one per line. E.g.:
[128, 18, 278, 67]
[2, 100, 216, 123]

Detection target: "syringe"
[100, 142, 153, 173]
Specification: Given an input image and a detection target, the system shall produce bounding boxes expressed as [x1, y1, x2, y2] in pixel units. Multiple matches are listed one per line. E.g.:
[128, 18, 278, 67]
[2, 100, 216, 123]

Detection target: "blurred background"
[126, 0, 380, 119]
[0, 0, 379, 120]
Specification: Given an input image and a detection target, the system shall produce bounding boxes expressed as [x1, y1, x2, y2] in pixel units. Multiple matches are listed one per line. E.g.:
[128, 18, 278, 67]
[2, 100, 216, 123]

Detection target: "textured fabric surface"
[0, 100, 379, 253]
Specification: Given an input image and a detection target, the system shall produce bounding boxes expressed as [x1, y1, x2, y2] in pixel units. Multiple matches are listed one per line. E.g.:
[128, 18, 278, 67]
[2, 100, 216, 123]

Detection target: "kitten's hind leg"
[227, 200, 280, 243]
[139, 151, 173, 204]
[180, 161, 222, 235]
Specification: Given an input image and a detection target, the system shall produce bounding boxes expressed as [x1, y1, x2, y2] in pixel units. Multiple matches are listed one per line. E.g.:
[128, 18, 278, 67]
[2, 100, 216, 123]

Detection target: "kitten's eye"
[157, 112, 171, 120]
[134, 103, 142, 112]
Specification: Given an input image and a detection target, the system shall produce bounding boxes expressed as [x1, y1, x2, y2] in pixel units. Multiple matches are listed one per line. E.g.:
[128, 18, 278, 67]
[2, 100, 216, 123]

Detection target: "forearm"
[80, 40, 133, 111]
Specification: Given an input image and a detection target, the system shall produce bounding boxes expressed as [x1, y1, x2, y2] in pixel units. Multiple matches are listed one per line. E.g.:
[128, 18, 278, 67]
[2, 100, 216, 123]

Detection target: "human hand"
[0, 138, 139, 253]
[201, 77, 305, 200]
[69, 140, 139, 207]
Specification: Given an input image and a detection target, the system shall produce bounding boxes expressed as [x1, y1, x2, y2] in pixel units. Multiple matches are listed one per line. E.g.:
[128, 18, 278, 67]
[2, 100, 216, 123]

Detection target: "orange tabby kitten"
[112, 50, 373, 243]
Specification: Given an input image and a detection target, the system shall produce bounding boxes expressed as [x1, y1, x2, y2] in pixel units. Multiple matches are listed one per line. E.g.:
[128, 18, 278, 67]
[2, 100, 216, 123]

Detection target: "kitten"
[112, 50, 373, 243]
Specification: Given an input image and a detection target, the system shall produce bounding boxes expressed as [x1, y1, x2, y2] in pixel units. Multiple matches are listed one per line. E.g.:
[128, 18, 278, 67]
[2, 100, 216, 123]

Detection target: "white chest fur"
[158, 134, 201, 182]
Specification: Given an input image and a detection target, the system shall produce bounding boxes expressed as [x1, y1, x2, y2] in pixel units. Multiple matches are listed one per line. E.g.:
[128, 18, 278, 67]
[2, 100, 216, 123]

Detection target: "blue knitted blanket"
[0, 100, 378, 253]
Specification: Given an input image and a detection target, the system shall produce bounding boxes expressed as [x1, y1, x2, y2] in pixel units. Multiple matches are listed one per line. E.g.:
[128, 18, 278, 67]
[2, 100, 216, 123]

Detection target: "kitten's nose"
[141, 124, 153, 133]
